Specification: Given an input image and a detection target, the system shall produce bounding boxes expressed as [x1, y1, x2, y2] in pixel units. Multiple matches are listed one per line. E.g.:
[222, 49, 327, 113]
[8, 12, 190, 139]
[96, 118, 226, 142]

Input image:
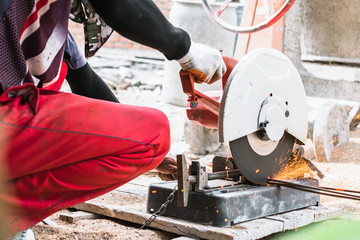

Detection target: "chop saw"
[181, 48, 308, 184]
[146, 49, 319, 227]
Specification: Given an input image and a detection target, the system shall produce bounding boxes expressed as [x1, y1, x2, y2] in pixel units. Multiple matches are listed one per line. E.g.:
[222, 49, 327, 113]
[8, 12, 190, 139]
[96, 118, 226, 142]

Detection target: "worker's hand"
[156, 157, 177, 181]
[177, 41, 226, 84]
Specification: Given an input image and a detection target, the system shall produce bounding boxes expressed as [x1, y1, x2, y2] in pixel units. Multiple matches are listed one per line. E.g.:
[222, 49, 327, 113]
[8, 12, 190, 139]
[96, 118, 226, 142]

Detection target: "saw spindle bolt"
[259, 121, 269, 130]
[257, 121, 270, 141]
[285, 110, 290, 117]
[190, 101, 198, 108]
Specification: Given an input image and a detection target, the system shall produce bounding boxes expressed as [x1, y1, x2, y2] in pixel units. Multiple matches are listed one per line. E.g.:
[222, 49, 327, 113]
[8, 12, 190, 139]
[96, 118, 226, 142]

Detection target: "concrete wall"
[300, 0, 360, 62]
[284, 0, 360, 64]
[283, 0, 360, 102]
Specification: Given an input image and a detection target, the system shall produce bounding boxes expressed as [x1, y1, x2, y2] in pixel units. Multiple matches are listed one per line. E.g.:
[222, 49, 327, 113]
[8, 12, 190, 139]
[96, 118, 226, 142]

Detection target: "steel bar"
[201, 0, 296, 33]
[268, 178, 360, 201]
[188, 169, 241, 184]
[208, 169, 241, 180]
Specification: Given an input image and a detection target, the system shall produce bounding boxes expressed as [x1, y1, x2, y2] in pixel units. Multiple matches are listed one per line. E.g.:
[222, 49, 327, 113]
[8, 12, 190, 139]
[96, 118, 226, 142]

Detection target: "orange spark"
[273, 155, 318, 180]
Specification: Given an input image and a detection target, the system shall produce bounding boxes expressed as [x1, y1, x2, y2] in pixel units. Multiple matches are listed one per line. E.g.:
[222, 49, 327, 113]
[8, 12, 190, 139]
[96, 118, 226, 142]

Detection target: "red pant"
[0, 84, 170, 232]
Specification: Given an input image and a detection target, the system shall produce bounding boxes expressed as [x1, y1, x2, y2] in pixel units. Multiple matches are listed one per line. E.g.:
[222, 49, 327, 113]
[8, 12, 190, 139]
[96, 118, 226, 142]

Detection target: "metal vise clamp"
[176, 154, 242, 207]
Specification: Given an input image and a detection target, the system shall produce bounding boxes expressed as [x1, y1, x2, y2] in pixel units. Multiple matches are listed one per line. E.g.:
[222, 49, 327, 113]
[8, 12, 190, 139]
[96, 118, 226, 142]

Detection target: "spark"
[255, 169, 260, 173]
[273, 155, 318, 180]
[224, 218, 228, 222]
[152, 190, 157, 194]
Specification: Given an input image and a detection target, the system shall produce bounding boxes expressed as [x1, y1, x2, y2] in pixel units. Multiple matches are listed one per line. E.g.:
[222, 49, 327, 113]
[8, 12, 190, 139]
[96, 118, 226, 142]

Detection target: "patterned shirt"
[0, 0, 71, 92]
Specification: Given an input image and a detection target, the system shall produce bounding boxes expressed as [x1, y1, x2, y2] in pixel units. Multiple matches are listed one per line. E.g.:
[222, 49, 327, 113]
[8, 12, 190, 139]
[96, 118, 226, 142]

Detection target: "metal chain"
[141, 185, 178, 229]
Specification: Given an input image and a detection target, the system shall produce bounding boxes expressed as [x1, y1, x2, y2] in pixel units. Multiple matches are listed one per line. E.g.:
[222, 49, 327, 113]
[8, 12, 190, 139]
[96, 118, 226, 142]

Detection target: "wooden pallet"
[73, 177, 340, 240]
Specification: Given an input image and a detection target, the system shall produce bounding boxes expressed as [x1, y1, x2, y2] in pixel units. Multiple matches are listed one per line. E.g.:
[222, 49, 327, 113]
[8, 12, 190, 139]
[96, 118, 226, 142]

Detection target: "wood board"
[73, 177, 341, 240]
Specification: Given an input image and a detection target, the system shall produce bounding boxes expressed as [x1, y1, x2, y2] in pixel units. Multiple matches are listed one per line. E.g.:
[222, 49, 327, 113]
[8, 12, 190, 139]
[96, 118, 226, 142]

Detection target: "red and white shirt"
[0, 0, 71, 92]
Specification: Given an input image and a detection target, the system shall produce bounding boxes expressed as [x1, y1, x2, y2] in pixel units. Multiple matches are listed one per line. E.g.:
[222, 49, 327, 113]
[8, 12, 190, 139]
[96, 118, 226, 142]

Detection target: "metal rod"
[201, 0, 296, 33]
[208, 169, 241, 180]
[268, 179, 360, 201]
[188, 169, 241, 184]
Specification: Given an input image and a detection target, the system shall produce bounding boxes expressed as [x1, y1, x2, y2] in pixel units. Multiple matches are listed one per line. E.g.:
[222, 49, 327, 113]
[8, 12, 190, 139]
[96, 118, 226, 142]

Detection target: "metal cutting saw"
[146, 49, 318, 227]
[180, 48, 308, 184]
[146, 0, 320, 227]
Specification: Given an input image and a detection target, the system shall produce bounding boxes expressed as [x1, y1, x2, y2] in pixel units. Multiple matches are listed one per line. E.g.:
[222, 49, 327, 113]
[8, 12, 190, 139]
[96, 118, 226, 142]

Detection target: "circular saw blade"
[230, 132, 295, 184]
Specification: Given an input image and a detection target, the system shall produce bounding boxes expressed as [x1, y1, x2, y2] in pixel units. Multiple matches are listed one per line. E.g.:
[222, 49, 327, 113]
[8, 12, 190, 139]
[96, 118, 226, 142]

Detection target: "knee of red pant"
[156, 110, 171, 154]
[150, 109, 171, 168]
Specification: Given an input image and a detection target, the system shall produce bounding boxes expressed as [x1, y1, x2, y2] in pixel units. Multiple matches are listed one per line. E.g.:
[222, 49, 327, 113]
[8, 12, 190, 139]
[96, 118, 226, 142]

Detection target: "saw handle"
[180, 55, 238, 100]
[179, 55, 238, 129]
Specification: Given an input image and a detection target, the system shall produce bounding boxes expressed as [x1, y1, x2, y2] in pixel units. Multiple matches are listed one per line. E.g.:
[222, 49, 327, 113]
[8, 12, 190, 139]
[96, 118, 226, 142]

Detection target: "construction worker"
[0, 0, 226, 238]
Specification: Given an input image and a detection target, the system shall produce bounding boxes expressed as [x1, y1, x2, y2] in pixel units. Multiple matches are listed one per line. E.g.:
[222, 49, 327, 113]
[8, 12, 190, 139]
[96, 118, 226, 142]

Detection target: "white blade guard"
[219, 48, 308, 145]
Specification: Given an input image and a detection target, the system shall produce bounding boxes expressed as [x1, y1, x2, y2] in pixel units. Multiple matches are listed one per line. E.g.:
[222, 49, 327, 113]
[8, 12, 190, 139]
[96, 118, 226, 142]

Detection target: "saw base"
[147, 179, 320, 227]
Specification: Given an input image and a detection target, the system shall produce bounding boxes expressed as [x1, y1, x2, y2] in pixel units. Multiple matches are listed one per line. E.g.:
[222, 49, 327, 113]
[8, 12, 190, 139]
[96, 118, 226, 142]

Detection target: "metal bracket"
[177, 154, 190, 207]
[177, 154, 243, 207]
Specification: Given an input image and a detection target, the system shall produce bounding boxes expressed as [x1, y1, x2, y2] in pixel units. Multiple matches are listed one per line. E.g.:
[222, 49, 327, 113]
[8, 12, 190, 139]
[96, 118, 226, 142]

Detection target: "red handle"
[179, 55, 238, 129]
[179, 55, 238, 108]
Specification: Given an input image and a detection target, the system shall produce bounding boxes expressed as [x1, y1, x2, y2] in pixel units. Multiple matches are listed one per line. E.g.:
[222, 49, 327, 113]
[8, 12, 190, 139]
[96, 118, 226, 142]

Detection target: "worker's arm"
[64, 32, 119, 102]
[89, 0, 226, 83]
[66, 63, 120, 103]
[89, 0, 190, 61]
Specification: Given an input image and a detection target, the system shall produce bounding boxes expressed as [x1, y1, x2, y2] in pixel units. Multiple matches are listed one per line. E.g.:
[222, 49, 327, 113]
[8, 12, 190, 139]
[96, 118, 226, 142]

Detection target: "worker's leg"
[0, 84, 170, 232]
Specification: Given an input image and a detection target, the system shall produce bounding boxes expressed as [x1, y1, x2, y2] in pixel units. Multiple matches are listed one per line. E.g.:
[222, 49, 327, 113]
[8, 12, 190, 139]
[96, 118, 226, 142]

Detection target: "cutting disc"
[230, 132, 295, 184]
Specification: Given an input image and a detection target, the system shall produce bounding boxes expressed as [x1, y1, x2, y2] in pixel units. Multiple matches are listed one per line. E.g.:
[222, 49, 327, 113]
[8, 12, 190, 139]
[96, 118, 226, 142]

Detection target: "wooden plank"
[308, 206, 341, 222]
[73, 200, 339, 240]
[74, 202, 234, 240]
[235, 0, 286, 59]
[231, 218, 283, 240]
[42, 217, 59, 227]
[265, 206, 342, 231]
[235, 0, 259, 58]
[72, 178, 341, 239]
[171, 237, 197, 240]
[59, 211, 101, 223]
[265, 208, 315, 231]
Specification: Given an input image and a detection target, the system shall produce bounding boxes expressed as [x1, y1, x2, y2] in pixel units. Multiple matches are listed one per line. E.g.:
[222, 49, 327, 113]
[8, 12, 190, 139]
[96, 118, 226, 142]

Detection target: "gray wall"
[284, 0, 360, 64]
